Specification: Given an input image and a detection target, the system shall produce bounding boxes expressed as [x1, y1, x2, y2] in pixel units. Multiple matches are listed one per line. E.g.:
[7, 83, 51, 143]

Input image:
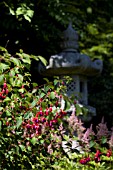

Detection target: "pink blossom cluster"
[96, 117, 110, 140]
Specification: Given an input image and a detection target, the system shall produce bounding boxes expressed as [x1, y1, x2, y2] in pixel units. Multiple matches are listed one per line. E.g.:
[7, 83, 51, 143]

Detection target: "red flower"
[32, 117, 39, 124]
[26, 124, 32, 129]
[45, 108, 49, 116]
[79, 157, 90, 164]
[94, 150, 102, 163]
[106, 150, 112, 157]
[3, 82, 7, 89]
[49, 107, 52, 112]
[95, 150, 101, 157]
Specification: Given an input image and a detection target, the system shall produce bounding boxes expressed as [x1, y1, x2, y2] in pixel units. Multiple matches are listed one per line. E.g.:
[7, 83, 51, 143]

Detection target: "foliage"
[1, 0, 113, 168]
[0, 0, 113, 124]
[0, 47, 74, 169]
[0, 47, 113, 169]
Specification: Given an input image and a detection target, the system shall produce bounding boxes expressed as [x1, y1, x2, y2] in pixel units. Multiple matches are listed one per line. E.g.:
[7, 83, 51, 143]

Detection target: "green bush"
[0, 47, 113, 170]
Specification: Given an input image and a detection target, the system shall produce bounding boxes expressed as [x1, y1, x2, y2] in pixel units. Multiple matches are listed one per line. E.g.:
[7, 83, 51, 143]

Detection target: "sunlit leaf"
[38, 56, 47, 66]
[16, 116, 22, 129]
[50, 92, 55, 99]
[0, 63, 9, 71]
[30, 137, 37, 145]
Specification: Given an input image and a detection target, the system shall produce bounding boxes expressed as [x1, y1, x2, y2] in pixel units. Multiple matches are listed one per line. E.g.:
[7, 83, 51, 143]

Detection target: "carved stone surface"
[60, 22, 79, 51]
[45, 52, 103, 76]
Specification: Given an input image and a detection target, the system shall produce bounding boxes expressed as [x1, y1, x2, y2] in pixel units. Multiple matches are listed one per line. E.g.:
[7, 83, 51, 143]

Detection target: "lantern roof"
[41, 23, 103, 76]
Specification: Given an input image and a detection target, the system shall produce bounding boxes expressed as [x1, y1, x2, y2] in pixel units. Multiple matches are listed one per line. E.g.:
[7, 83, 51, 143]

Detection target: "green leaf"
[30, 99, 38, 108]
[9, 69, 15, 77]
[0, 74, 4, 85]
[40, 140, 44, 144]
[27, 146, 31, 151]
[3, 97, 11, 103]
[41, 101, 46, 109]
[16, 7, 23, 15]
[0, 63, 9, 71]
[30, 137, 37, 145]
[22, 53, 31, 64]
[32, 82, 38, 88]
[6, 110, 11, 116]
[18, 88, 24, 93]
[19, 144, 26, 151]
[75, 104, 83, 115]
[43, 78, 49, 83]
[63, 135, 70, 141]
[0, 46, 7, 52]
[50, 92, 55, 99]
[16, 146, 19, 154]
[18, 74, 23, 81]
[44, 85, 50, 92]
[9, 77, 14, 85]
[31, 55, 39, 61]
[24, 15, 31, 22]
[38, 56, 47, 66]
[54, 79, 58, 86]
[26, 9, 34, 18]
[0, 107, 3, 111]
[40, 92, 45, 98]
[0, 121, 2, 131]
[101, 136, 107, 144]
[24, 112, 32, 119]
[16, 116, 22, 129]
[89, 141, 96, 148]
[65, 100, 71, 111]
[15, 79, 22, 86]
[9, 7, 15, 15]
[11, 57, 21, 66]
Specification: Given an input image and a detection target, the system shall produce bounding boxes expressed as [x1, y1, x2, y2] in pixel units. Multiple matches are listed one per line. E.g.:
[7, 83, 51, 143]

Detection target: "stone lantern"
[41, 23, 103, 121]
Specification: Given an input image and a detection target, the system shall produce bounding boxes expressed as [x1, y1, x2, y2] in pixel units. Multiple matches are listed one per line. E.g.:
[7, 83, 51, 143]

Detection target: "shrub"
[0, 47, 113, 169]
[0, 47, 73, 169]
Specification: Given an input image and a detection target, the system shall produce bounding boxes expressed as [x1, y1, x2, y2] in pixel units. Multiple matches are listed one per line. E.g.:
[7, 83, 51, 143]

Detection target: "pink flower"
[47, 143, 53, 154]
[67, 109, 85, 138]
[96, 117, 110, 140]
[108, 133, 113, 148]
[81, 124, 95, 147]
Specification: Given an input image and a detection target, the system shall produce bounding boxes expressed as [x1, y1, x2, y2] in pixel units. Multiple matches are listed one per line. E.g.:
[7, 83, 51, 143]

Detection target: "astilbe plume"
[96, 117, 110, 140]
[108, 127, 113, 148]
[58, 123, 66, 135]
[81, 124, 95, 148]
[47, 123, 66, 155]
[47, 143, 53, 154]
[67, 109, 85, 139]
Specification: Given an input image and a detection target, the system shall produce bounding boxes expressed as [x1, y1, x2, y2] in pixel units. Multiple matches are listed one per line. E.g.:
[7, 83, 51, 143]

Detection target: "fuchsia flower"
[94, 150, 102, 163]
[26, 124, 32, 129]
[32, 117, 39, 123]
[45, 108, 49, 115]
[79, 156, 90, 164]
[49, 106, 52, 112]
[106, 150, 112, 157]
